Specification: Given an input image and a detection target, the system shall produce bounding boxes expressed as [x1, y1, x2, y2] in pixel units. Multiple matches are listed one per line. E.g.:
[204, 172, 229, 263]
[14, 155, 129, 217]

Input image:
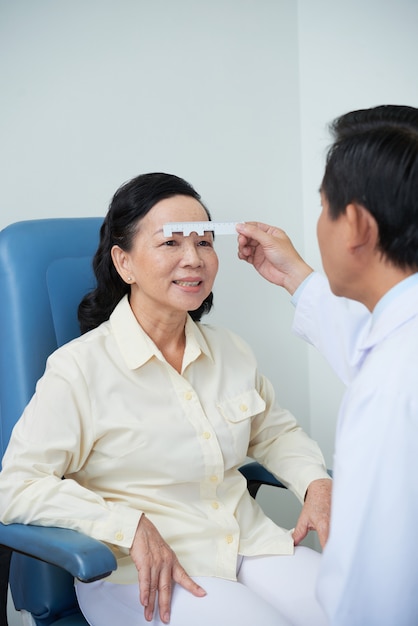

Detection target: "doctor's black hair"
[321, 104, 418, 270]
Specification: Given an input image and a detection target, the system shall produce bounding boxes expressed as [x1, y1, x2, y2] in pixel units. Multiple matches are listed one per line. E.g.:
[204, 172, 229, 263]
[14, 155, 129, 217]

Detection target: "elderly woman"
[0, 173, 331, 626]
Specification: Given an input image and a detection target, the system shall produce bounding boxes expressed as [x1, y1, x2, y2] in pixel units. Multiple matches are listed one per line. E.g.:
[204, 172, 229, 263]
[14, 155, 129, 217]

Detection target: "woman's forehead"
[146, 196, 209, 224]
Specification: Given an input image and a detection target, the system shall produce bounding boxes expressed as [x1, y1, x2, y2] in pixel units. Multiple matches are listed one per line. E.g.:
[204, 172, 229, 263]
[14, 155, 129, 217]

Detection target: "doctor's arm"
[237, 222, 370, 384]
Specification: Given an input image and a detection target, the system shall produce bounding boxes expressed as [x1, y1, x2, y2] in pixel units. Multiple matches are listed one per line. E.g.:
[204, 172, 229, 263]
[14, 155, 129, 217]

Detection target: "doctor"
[236, 104, 418, 625]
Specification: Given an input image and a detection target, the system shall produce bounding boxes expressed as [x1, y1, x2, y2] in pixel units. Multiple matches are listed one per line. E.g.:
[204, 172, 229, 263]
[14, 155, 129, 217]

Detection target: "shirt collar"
[109, 295, 213, 371]
[372, 272, 418, 323]
[361, 273, 418, 351]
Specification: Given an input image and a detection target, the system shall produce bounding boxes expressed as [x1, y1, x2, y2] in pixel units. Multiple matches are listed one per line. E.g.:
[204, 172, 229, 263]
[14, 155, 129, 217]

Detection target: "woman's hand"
[130, 515, 206, 623]
[293, 478, 332, 549]
[236, 222, 313, 295]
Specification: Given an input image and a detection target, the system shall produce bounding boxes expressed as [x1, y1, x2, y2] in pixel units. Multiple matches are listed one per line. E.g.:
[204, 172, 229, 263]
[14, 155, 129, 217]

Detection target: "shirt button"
[115, 531, 124, 541]
[225, 534, 234, 544]
[212, 501, 219, 509]
[239, 403, 248, 412]
[210, 475, 218, 483]
[184, 391, 193, 401]
[203, 431, 211, 439]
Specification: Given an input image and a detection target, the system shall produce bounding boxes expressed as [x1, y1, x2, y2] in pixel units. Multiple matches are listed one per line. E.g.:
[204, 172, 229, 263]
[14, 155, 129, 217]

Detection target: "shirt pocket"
[217, 390, 266, 460]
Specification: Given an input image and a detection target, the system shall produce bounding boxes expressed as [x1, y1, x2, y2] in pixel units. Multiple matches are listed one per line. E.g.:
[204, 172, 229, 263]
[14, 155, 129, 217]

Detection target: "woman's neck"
[129, 298, 187, 373]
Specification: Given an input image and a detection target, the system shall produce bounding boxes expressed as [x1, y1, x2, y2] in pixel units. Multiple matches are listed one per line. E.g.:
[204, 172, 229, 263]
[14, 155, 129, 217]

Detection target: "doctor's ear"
[111, 245, 134, 285]
[345, 203, 379, 253]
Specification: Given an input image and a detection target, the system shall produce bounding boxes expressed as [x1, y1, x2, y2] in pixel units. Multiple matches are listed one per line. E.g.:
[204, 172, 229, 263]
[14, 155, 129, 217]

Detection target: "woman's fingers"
[130, 515, 206, 623]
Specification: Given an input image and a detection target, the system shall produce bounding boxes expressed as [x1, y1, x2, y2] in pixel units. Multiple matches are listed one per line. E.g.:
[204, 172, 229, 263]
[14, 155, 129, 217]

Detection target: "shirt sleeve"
[0, 350, 141, 551]
[247, 372, 330, 502]
[292, 272, 371, 385]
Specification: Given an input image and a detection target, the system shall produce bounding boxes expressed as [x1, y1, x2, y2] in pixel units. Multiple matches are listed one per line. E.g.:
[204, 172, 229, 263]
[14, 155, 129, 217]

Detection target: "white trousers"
[76, 546, 327, 626]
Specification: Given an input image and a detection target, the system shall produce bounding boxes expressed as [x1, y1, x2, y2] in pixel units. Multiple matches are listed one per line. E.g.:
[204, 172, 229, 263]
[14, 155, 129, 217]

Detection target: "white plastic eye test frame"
[163, 221, 239, 237]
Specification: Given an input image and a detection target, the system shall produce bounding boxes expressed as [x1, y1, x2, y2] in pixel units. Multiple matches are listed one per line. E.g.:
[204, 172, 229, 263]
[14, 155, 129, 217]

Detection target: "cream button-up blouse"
[0, 296, 329, 584]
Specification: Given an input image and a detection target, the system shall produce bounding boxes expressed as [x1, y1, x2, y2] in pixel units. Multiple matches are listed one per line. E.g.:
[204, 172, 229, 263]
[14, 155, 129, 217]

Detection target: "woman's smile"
[173, 278, 202, 288]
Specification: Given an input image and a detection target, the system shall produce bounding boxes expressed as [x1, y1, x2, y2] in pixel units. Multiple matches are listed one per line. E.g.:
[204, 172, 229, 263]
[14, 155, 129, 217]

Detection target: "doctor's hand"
[130, 515, 206, 623]
[293, 478, 332, 549]
[236, 222, 313, 295]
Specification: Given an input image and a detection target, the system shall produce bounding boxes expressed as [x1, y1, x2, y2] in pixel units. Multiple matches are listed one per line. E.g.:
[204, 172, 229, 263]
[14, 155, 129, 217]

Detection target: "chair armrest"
[239, 461, 286, 498]
[0, 523, 117, 582]
[240, 462, 333, 500]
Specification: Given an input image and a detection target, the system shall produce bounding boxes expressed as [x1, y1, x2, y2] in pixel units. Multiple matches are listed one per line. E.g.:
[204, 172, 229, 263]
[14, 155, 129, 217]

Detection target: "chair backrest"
[0, 218, 102, 626]
[0, 218, 102, 456]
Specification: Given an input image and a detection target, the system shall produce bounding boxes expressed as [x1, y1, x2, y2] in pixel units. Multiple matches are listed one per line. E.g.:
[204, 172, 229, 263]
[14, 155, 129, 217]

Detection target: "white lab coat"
[292, 272, 418, 625]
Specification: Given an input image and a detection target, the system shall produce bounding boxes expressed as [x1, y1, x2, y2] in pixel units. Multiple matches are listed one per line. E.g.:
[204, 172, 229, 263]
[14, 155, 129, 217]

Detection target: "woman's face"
[112, 195, 219, 320]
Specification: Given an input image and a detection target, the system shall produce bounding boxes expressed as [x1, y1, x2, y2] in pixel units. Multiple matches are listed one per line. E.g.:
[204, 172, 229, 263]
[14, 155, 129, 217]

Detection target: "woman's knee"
[237, 550, 327, 626]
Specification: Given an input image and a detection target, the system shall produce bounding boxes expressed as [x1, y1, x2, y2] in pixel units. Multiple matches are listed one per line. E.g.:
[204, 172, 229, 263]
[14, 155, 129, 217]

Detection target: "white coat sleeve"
[291, 273, 371, 385]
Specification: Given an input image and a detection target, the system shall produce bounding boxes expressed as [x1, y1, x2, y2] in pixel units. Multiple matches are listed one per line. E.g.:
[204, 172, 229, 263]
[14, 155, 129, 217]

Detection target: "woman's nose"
[180, 241, 203, 266]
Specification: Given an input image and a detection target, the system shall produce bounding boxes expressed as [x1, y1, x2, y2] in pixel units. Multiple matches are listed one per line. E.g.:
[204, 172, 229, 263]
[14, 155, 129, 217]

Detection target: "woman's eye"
[198, 240, 213, 247]
[164, 240, 176, 246]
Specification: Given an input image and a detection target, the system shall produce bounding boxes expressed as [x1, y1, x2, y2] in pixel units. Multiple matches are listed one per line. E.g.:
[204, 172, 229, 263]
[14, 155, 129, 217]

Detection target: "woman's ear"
[111, 245, 133, 284]
[345, 203, 379, 254]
